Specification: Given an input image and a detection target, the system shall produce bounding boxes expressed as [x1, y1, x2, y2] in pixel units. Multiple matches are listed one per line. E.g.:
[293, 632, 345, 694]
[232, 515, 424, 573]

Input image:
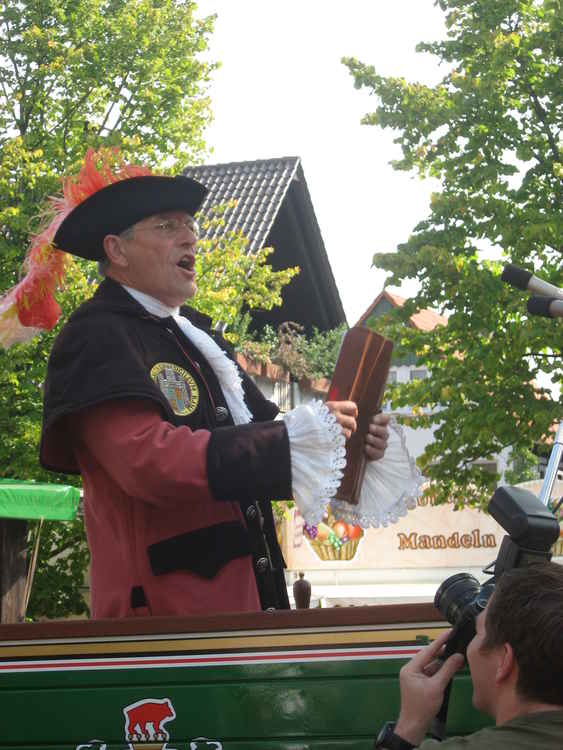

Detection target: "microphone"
[527, 296, 563, 319]
[501, 264, 563, 299]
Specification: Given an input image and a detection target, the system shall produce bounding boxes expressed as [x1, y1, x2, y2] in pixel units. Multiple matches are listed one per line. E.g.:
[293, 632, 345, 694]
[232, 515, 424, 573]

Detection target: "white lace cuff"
[331, 417, 423, 528]
[283, 400, 346, 526]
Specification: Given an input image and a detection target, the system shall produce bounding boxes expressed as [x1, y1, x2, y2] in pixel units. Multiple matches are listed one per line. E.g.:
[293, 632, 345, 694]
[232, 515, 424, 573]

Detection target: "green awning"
[0, 480, 80, 521]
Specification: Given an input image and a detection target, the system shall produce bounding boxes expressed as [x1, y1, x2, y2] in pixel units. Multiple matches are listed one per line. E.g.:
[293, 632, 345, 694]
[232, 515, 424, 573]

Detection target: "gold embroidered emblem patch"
[150, 362, 199, 416]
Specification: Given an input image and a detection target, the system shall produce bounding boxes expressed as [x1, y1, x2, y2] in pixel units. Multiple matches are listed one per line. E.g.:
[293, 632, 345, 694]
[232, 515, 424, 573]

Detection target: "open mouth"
[177, 255, 195, 271]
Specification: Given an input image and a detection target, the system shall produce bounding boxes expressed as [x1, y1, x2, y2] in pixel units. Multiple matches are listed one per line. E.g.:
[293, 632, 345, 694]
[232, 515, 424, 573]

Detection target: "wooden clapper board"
[327, 326, 393, 505]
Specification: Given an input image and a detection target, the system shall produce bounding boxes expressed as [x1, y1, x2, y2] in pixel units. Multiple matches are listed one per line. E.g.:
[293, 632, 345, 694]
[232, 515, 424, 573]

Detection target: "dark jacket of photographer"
[417, 709, 563, 749]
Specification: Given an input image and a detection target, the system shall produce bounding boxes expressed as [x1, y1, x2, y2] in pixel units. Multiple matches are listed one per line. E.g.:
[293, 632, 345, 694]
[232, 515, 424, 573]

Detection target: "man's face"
[115, 210, 199, 307]
[466, 605, 500, 716]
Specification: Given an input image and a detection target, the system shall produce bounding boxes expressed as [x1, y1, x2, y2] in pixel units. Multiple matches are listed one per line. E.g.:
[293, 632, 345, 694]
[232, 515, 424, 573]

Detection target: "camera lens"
[434, 573, 482, 626]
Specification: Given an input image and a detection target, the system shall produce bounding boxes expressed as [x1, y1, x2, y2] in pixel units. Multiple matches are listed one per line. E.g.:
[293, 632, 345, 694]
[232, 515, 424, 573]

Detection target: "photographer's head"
[467, 562, 563, 721]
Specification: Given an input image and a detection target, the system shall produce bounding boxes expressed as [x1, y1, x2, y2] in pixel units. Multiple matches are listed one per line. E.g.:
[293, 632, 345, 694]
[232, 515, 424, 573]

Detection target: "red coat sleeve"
[70, 399, 214, 509]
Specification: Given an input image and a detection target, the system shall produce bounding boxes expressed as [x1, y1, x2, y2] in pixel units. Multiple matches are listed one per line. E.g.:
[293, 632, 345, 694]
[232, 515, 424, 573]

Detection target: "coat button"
[246, 505, 258, 521]
[256, 557, 269, 573]
[215, 406, 229, 422]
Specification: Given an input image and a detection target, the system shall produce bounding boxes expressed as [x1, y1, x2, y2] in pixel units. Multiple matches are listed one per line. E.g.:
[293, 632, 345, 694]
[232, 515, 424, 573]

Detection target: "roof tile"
[184, 157, 300, 251]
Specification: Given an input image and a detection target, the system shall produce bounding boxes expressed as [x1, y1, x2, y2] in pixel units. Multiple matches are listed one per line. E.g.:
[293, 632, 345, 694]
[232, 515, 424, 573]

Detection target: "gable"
[183, 158, 346, 333]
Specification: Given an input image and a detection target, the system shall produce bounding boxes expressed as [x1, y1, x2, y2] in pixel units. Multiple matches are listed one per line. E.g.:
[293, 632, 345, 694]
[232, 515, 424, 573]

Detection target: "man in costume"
[0, 149, 402, 618]
[374, 562, 563, 749]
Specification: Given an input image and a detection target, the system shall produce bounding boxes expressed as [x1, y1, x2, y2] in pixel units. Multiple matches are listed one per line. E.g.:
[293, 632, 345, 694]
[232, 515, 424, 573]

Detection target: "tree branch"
[96, 72, 130, 136]
[42, 75, 60, 106]
[21, 50, 56, 135]
[96, 99, 118, 136]
[1, 15, 24, 90]
[43, 86, 96, 139]
[0, 77, 18, 127]
[0, 19, 26, 130]
[107, 81, 142, 134]
[529, 145, 546, 167]
[527, 88, 560, 163]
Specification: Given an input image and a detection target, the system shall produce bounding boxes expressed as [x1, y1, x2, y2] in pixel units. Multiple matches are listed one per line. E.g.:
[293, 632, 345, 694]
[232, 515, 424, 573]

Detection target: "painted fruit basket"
[304, 509, 365, 561]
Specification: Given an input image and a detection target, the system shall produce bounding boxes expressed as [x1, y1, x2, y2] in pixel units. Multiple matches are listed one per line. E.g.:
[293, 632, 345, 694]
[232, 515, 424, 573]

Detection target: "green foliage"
[274, 322, 347, 381]
[190, 203, 300, 341]
[301, 324, 348, 380]
[504, 444, 539, 485]
[0, 0, 215, 168]
[344, 0, 562, 506]
[238, 323, 280, 365]
[239, 322, 347, 382]
[26, 519, 91, 620]
[0, 0, 216, 618]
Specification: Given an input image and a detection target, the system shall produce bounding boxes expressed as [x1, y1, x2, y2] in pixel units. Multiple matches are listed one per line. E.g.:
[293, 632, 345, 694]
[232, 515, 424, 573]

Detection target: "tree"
[343, 0, 562, 506]
[0, 0, 219, 618]
[0, 0, 216, 289]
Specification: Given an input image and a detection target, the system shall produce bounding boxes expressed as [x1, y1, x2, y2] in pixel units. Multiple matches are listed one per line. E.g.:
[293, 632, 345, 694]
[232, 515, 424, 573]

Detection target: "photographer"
[375, 562, 563, 748]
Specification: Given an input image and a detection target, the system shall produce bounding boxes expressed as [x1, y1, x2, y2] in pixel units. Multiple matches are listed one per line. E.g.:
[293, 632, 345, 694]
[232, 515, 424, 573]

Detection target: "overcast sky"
[194, 0, 448, 324]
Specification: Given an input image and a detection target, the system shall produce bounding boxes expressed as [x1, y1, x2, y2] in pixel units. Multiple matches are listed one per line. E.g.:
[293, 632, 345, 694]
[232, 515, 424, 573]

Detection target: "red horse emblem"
[123, 698, 176, 747]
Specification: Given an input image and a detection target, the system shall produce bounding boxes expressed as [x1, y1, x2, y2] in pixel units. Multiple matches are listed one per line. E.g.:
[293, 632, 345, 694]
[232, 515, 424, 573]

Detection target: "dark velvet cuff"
[147, 521, 251, 579]
[207, 420, 292, 502]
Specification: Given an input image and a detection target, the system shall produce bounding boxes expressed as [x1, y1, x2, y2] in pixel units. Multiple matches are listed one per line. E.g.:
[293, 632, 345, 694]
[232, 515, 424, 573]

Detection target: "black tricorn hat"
[53, 175, 208, 261]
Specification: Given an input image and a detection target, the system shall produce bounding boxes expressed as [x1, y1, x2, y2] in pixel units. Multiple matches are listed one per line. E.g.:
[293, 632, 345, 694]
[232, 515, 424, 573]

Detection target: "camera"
[435, 485, 560, 658]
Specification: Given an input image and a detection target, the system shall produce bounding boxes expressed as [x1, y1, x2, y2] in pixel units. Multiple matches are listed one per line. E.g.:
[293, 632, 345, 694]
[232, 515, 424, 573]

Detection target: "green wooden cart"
[0, 603, 488, 750]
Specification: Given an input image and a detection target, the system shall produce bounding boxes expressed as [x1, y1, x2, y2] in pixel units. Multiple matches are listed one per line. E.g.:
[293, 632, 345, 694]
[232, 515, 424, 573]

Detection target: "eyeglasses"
[135, 217, 200, 238]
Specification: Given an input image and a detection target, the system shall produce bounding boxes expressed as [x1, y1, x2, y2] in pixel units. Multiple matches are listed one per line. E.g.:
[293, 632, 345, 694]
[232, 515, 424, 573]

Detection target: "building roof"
[183, 157, 346, 332]
[356, 290, 447, 332]
[184, 157, 299, 252]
